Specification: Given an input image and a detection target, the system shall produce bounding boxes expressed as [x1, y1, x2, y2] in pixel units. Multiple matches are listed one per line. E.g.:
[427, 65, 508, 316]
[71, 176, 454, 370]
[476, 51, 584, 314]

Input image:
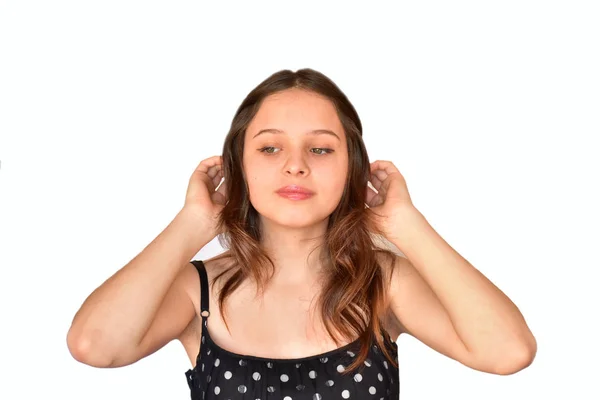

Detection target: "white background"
[1, 1, 598, 399]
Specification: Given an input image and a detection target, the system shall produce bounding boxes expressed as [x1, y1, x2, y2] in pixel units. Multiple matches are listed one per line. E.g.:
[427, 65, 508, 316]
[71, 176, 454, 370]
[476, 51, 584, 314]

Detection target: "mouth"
[276, 185, 315, 200]
[276, 191, 314, 200]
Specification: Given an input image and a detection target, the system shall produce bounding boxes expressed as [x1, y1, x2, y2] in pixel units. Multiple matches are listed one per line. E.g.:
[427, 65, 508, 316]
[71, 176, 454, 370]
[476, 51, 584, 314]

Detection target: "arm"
[386, 208, 537, 375]
[66, 208, 215, 367]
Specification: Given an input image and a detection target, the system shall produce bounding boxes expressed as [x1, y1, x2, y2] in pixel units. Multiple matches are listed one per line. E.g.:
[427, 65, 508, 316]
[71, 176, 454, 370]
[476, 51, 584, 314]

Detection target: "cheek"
[244, 164, 278, 208]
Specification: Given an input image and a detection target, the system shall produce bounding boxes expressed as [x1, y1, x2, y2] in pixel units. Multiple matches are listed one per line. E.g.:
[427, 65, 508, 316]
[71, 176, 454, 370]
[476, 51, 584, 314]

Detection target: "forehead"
[247, 89, 344, 137]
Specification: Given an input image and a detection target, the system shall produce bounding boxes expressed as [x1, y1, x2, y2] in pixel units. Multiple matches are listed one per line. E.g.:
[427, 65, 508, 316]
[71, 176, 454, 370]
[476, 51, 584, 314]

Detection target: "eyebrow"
[252, 128, 341, 141]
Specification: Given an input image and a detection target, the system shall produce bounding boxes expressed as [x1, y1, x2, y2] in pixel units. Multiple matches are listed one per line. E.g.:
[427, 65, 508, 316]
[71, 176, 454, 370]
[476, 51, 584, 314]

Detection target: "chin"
[258, 208, 330, 229]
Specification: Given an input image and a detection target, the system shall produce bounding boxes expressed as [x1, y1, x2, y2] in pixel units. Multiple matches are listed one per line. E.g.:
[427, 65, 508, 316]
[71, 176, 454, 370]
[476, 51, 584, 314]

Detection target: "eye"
[311, 148, 334, 155]
[258, 147, 334, 155]
[258, 146, 280, 154]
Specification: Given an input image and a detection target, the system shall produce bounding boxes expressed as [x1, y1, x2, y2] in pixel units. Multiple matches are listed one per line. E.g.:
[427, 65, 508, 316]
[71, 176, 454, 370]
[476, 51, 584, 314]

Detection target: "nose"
[283, 152, 309, 177]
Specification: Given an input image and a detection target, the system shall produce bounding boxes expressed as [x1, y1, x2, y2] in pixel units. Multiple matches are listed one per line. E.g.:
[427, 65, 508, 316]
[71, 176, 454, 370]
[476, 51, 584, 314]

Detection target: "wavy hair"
[210, 68, 400, 374]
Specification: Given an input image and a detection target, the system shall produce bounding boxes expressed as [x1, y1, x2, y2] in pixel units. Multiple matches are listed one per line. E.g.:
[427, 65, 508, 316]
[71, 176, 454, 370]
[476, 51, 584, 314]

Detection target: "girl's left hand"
[366, 160, 417, 237]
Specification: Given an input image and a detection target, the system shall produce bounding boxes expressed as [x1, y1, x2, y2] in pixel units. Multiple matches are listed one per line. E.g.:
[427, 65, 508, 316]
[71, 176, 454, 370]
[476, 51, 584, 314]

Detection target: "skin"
[243, 87, 349, 284]
[178, 88, 535, 374]
[178, 88, 384, 361]
[69, 85, 534, 374]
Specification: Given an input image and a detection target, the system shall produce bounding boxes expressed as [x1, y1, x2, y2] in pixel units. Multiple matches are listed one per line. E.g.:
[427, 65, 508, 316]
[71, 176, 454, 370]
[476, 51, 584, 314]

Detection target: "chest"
[180, 264, 399, 365]
[206, 280, 342, 358]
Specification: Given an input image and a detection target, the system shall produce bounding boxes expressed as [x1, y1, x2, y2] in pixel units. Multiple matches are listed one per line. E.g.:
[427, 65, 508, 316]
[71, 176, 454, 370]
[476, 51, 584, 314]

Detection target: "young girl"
[67, 68, 536, 399]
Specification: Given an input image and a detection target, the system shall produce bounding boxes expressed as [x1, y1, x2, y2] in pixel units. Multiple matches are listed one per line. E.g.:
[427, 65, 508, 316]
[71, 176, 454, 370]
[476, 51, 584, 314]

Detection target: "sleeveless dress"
[185, 260, 400, 399]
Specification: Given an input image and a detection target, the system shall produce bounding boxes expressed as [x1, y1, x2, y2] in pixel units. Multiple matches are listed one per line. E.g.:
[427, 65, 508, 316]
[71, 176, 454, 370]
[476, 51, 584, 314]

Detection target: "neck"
[259, 218, 329, 284]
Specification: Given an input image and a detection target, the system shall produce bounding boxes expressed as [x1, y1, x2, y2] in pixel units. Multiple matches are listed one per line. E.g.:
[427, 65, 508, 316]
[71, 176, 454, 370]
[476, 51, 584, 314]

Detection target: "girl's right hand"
[182, 155, 228, 235]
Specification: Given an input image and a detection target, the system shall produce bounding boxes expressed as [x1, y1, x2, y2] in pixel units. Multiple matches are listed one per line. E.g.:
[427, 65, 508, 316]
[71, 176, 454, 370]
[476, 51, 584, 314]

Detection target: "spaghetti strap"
[190, 260, 210, 320]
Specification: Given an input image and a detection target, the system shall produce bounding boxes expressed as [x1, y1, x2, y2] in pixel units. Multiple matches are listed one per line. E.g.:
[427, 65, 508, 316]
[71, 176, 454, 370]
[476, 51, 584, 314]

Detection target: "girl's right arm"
[67, 155, 227, 368]
[66, 208, 215, 368]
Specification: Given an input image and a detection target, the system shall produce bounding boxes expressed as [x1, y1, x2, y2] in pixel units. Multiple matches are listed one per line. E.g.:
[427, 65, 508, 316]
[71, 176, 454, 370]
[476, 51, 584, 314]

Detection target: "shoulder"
[180, 252, 234, 311]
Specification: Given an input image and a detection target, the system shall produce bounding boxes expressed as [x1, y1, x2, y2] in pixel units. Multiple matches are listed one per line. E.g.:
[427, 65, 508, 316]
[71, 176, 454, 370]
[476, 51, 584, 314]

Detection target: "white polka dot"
[214, 386, 220, 395]
[267, 362, 273, 368]
[377, 373, 383, 381]
[267, 386, 275, 393]
[253, 372, 261, 381]
[238, 385, 247, 393]
[325, 380, 335, 387]
[369, 386, 377, 394]
[207, 375, 211, 383]
[224, 371, 232, 379]
[296, 363, 301, 368]
[214, 358, 220, 367]
[201, 363, 205, 372]
[354, 373, 362, 382]
[280, 374, 289, 382]
[347, 351, 355, 357]
[320, 357, 328, 363]
[383, 361, 388, 369]
[309, 370, 317, 379]
[337, 364, 345, 373]
[284, 397, 292, 400]
[342, 389, 350, 399]
[239, 359, 247, 366]
[201, 336, 205, 344]
[207, 348, 211, 355]
[364, 358, 372, 367]
[313, 394, 322, 400]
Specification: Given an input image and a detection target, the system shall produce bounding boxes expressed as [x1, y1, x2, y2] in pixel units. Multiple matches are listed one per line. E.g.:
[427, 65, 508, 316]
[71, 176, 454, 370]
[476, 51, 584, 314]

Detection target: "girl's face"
[243, 88, 349, 230]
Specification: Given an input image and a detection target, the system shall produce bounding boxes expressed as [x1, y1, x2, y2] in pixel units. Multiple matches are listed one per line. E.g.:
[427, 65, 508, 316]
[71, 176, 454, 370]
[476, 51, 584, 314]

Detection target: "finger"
[369, 174, 384, 193]
[370, 160, 399, 175]
[216, 176, 228, 200]
[195, 155, 223, 174]
[365, 185, 378, 207]
[211, 190, 227, 206]
[366, 189, 384, 208]
[212, 169, 224, 189]
[371, 168, 389, 183]
[207, 164, 222, 179]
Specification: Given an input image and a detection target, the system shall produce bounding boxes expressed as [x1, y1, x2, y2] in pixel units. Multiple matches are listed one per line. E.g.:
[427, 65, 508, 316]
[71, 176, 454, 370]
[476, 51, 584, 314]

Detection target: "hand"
[366, 160, 416, 239]
[182, 155, 228, 235]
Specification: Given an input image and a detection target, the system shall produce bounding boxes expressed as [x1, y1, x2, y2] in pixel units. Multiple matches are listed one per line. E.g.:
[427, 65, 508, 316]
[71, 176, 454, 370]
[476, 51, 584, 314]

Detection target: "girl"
[67, 68, 536, 399]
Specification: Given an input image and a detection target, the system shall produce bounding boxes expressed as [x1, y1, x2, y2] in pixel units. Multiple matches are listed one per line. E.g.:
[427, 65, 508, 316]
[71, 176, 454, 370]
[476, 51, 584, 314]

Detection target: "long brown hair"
[210, 68, 400, 374]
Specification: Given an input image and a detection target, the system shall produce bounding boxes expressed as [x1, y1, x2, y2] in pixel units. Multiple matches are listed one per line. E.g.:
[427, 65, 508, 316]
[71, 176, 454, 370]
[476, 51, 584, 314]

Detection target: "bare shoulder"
[180, 251, 234, 316]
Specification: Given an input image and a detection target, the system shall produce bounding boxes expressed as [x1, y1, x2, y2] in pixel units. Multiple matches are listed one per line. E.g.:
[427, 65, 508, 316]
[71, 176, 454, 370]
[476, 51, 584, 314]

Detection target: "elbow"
[67, 327, 114, 368]
[493, 339, 537, 375]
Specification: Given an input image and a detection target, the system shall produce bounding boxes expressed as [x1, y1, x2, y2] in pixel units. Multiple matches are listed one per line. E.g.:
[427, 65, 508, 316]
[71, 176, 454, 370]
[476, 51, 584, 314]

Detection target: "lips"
[276, 185, 315, 195]
[276, 185, 315, 200]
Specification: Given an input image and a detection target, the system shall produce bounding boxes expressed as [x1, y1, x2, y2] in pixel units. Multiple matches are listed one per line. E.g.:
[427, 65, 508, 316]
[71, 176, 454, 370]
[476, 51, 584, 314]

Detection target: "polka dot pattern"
[183, 259, 400, 399]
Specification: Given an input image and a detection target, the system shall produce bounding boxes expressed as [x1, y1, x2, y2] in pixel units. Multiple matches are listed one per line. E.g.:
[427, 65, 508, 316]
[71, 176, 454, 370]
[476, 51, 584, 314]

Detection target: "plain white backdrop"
[1, 1, 598, 399]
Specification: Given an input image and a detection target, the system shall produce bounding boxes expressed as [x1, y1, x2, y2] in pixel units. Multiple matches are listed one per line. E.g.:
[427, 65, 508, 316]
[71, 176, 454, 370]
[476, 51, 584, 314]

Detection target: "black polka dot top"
[185, 260, 400, 399]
